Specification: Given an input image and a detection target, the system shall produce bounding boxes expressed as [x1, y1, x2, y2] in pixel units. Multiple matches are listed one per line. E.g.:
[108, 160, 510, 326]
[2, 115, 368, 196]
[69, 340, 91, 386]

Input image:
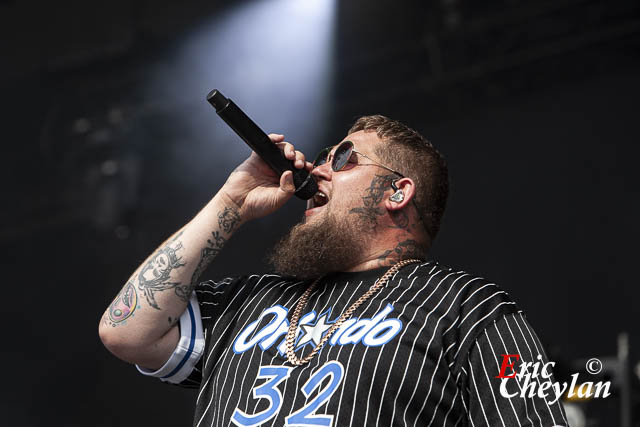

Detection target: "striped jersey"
[138, 261, 568, 426]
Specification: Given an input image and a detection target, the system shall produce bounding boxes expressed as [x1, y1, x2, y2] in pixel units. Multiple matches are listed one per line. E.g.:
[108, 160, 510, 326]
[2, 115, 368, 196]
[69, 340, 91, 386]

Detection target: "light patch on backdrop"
[144, 0, 336, 164]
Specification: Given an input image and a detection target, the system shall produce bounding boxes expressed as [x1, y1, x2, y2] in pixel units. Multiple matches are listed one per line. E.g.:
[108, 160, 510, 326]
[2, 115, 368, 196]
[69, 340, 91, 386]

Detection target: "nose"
[311, 161, 332, 182]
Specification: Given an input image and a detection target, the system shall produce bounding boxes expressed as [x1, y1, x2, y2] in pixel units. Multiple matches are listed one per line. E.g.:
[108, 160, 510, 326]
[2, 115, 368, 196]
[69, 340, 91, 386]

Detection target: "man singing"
[100, 115, 567, 426]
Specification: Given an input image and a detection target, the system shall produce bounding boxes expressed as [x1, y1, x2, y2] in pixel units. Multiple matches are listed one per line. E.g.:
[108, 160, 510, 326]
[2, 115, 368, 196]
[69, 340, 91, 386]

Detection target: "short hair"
[348, 115, 449, 242]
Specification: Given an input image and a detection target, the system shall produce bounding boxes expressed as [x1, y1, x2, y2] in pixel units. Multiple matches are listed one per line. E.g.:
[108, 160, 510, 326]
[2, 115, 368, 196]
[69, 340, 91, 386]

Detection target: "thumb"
[279, 170, 296, 194]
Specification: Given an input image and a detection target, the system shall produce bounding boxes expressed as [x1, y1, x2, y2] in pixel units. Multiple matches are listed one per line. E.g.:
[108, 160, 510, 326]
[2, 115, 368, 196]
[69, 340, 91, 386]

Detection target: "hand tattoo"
[104, 281, 139, 327]
[377, 239, 423, 267]
[349, 174, 396, 231]
[137, 232, 186, 310]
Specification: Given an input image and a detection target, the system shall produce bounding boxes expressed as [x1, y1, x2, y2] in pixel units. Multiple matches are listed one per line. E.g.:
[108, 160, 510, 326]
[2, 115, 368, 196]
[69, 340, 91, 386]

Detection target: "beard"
[267, 208, 369, 279]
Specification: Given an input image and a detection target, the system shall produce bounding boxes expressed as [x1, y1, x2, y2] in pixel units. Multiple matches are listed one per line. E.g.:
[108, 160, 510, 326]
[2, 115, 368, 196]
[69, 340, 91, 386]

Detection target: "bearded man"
[100, 115, 567, 426]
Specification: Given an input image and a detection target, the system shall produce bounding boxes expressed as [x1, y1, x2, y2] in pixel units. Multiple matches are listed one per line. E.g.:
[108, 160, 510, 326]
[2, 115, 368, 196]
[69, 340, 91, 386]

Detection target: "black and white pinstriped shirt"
[139, 261, 568, 426]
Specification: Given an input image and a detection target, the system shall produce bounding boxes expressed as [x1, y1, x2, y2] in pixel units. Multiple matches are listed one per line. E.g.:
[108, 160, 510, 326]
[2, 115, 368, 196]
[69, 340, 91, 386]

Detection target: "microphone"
[206, 89, 318, 201]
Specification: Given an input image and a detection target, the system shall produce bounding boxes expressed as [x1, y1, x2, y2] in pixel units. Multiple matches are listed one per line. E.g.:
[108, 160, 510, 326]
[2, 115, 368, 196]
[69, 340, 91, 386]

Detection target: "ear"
[383, 177, 416, 212]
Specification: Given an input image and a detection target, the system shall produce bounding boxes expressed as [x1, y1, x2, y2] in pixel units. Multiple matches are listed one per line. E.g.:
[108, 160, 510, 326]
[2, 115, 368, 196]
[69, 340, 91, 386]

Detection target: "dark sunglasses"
[312, 140, 404, 176]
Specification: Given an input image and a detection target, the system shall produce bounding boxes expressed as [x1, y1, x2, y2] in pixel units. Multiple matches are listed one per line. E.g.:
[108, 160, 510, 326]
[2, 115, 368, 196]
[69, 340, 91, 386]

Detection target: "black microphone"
[206, 89, 318, 201]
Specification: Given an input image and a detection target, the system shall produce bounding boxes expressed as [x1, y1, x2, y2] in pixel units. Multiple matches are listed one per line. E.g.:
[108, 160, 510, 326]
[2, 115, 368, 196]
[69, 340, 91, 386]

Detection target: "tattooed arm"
[98, 134, 311, 369]
[98, 196, 242, 369]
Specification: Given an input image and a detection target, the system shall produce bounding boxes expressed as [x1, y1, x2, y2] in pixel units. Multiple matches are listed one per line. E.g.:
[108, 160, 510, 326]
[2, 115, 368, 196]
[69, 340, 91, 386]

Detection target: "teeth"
[317, 192, 326, 198]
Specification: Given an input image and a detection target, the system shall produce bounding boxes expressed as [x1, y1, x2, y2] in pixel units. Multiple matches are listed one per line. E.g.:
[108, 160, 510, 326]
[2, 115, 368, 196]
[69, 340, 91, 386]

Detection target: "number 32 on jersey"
[231, 361, 345, 427]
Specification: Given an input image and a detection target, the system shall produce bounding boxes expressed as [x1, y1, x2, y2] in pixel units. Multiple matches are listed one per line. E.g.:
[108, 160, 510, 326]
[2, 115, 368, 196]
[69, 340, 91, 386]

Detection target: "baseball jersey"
[138, 261, 568, 426]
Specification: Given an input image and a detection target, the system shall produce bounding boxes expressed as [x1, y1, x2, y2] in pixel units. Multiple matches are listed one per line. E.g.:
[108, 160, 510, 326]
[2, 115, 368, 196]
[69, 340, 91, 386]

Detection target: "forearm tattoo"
[218, 207, 241, 233]
[176, 230, 227, 302]
[137, 232, 186, 310]
[377, 239, 422, 266]
[103, 281, 139, 327]
[349, 174, 397, 231]
[175, 206, 239, 302]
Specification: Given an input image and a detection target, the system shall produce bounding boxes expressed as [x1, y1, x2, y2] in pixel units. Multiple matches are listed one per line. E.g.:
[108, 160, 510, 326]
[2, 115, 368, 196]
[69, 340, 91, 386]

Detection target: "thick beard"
[267, 209, 369, 279]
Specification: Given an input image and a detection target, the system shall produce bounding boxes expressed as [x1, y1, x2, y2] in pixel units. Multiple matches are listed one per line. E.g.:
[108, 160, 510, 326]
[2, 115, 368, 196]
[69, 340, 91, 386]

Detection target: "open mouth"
[306, 191, 328, 211]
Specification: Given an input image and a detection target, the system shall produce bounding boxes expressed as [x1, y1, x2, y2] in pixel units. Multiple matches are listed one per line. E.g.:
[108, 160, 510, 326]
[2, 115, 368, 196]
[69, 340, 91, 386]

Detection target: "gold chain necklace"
[285, 259, 423, 366]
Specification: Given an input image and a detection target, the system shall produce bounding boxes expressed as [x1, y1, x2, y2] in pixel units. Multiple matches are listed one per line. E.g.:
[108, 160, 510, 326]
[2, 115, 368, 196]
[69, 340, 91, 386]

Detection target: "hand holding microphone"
[208, 89, 318, 221]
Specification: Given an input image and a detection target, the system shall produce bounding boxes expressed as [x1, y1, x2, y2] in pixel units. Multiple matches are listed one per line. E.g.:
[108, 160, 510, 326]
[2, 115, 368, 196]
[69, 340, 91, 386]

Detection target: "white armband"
[136, 293, 205, 384]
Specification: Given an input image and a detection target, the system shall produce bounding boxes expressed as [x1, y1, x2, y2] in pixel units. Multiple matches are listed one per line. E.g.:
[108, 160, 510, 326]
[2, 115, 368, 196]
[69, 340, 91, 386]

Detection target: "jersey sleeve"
[135, 275, 260, 388]
[459, 312, 568, 426]
[136, 292, 205, 387]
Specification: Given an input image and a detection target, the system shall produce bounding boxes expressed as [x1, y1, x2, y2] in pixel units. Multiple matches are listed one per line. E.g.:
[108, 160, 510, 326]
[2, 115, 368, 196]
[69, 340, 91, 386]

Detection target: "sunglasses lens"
[333, 141, 353, 171]
[312, 148, 330, 167]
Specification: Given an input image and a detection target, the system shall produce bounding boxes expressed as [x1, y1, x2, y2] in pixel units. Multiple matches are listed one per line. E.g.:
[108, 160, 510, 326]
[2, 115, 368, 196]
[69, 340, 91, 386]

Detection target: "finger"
[279, 170, 295, 194]
[276, 142, 296, 160]
[305, 161, 314, 172]
[268, 133, 285, 143]
[293, 150, 306, 169]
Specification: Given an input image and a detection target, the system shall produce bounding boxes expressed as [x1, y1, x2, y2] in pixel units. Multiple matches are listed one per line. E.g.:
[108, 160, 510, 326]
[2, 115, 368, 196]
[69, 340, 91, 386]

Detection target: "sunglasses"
[312, 140, 404, 177]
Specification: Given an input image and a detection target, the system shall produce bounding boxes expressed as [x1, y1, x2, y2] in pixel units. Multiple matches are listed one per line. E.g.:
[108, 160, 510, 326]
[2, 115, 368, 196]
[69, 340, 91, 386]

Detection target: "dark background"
[2, 0, 639, 425]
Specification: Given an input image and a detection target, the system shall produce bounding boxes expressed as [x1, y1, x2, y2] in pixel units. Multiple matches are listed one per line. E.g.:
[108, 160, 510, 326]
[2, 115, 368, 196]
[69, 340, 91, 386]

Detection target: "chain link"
[285, 259, 423, 366]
